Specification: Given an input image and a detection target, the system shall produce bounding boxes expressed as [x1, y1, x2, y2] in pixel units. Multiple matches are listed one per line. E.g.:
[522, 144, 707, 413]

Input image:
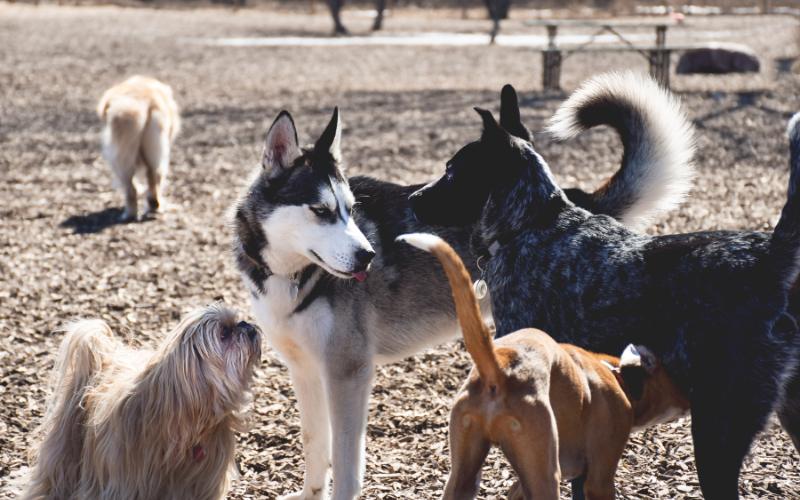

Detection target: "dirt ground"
[3, 3, 800, 499]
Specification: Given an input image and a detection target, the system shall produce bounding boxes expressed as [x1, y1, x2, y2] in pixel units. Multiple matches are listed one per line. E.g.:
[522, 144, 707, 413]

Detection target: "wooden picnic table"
[523, 18, 691, 90]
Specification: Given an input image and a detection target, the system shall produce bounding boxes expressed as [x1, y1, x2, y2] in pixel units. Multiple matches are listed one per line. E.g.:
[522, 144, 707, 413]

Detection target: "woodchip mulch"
[2, 4, 800, 498]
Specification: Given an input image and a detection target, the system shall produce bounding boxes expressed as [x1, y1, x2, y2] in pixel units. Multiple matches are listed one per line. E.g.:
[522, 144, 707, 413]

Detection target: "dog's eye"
[310, 206, 332, 218]
[220, 327, 232, 341]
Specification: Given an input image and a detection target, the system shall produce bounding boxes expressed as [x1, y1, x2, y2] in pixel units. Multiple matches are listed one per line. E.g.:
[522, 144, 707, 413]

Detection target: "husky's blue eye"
[311, 206, 332, 217]
[221, 327, 232, 341]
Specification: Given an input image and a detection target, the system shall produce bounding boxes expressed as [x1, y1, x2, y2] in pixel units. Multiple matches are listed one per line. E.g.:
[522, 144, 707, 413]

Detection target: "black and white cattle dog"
[228, 81, 695, 500]
[409, 71, 800, 500]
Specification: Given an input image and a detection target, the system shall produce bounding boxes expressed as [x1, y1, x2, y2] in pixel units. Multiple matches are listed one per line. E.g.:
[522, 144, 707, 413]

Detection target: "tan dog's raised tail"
[97, 75, 180, 221]
[398, 233, 690, 500]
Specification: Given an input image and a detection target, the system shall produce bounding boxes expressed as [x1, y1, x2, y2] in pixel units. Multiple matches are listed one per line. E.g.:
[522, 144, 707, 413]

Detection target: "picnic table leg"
[650, 25, 669, 87]
[542, 26, 561, 91]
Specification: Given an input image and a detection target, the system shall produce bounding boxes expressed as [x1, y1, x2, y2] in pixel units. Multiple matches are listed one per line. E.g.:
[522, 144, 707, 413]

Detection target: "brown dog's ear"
[621, 344, 660, 375]
[314, 106, 342, 163]
[499, 85, 533, 144]
[262, 110, 299, 179]
[618, 344, 661, 401]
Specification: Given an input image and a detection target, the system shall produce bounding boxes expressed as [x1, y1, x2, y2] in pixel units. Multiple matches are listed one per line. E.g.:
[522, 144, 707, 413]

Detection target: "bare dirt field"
[2, 3, 800, 499]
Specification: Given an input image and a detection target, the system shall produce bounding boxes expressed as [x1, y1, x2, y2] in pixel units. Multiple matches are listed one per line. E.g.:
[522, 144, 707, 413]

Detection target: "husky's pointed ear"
[263, 110, 300, 178]
[499, 84, 533, 144]
[315, 107, 342, 163]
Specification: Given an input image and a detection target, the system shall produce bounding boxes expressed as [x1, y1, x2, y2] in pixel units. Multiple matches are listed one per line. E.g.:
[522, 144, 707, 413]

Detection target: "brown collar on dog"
[242, 244, 273, 277]
[601, 360, 631, 402]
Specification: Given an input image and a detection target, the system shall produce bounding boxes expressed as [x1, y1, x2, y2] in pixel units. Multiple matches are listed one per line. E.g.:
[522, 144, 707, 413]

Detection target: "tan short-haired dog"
[399, 233, 690, 500]
[97, 75, 180, 221]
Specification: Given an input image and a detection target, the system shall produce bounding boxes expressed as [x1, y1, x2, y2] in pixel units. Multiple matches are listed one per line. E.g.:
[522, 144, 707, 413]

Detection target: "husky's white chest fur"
[246, 275, 332, 368]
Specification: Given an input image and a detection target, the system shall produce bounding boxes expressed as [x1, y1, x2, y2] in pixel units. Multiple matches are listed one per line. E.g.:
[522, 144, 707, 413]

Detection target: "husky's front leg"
[326, 360, 375, 500]
[281, 362, 333, 500]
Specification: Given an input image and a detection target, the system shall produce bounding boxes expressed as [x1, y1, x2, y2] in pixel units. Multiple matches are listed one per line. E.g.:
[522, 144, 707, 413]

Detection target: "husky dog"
[97, 76, 180, 222]
[229, 85, 694, 499]
[409, 72, 800, 499]
[23, 304, 261, 500]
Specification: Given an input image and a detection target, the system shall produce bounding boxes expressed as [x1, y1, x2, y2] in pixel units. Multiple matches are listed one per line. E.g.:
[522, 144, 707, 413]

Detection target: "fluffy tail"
[397, 233, 505, 388]
[548, 71, 696, 231]
[772, 113, 800, 287]
[24, 321, 119, 500]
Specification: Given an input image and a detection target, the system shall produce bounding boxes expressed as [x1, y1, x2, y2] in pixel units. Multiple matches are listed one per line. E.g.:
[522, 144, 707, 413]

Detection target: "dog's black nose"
[238, 321, 259, 341]
[356, 248, 375, 266]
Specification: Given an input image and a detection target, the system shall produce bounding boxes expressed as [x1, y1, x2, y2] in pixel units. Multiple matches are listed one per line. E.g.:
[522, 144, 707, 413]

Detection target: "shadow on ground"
[60, 208, 155, 234]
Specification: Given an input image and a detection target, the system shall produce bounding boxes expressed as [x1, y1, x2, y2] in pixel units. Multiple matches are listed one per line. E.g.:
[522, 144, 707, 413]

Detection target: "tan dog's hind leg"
[114, 166, 138, 222]
[581, 438, 626, 500]
[443, 405, 491, 500]
[498, 401, 560, 500]
[140, 109, 170, 214]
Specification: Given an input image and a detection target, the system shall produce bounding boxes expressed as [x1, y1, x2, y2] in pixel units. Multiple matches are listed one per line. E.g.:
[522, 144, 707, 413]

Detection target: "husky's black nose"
[355, 248, 376, 266]
[238, 321, 259, 341]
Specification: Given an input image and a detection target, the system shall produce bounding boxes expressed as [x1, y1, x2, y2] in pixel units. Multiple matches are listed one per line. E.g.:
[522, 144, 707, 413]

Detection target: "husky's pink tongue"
[353, 271, 367, 281]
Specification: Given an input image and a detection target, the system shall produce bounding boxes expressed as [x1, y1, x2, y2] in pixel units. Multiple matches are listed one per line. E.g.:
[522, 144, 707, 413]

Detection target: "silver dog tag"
[473, 279, 488, 300]
[290, 273, 300, 302]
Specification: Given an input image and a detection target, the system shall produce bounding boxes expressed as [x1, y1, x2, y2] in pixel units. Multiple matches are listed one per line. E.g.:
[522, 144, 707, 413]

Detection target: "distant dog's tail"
[548, 71, 696, 231]
[771, 113, 800, 287]
[24, 321, 119, 500]
[397, 233, 505, 388]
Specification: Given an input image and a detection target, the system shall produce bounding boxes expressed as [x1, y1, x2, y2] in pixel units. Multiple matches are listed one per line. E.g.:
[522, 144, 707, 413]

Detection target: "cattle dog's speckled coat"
[228, 89, 694, 500]
[410, 72, 800, 500]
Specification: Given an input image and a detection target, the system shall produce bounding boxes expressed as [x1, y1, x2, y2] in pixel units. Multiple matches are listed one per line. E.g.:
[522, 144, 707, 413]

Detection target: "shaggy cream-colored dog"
[23, 304, 261, 500]
[97, 75, 180, 221]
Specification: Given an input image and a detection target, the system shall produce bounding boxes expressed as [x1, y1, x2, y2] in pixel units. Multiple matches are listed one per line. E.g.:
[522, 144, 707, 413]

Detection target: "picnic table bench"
[523, 19, 693, 90]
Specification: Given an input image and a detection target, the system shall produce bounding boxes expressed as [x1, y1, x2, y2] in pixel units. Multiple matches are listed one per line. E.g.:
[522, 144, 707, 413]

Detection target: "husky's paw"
[279, 488, 326, 500]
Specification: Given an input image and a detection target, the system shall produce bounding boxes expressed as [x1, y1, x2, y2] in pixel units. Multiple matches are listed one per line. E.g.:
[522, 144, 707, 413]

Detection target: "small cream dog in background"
[97, 76, 180, 221]
[23, 304, 261, 500]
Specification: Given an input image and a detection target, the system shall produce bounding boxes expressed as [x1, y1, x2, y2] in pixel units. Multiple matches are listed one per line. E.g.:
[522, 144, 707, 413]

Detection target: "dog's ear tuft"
[620, 344, 660, 376]
[315, 107, 342, 163]
[634, 345, 660, 375]
[499, 84, 533, 144]
[263, 110, 299, 178]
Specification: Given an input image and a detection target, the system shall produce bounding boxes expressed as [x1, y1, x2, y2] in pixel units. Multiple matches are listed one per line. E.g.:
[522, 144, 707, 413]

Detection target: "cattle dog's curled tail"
[397, 233, 505, 389]
[548, 71, 696, 231]
[772, 112, 800, 287]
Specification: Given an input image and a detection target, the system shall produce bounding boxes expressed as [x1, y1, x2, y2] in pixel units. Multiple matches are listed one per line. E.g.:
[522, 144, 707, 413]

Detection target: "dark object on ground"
[486, 0, 511, 42]
[677, 43, 760, 74]
[328, 0, 386, 33]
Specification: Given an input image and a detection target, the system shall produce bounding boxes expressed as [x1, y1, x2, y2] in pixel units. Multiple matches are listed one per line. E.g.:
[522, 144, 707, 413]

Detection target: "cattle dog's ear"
[475, 107, 500, 134]
[315, 106, 343, 163]
[262, 110, 300, 179]
[499, 84, 533, 144]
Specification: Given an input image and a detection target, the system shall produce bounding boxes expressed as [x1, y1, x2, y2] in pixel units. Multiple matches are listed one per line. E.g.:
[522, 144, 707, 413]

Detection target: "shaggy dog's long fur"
[97, 75, 180, 221]
[23, 304, 261, 500]
[409, 72, 800, 499]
